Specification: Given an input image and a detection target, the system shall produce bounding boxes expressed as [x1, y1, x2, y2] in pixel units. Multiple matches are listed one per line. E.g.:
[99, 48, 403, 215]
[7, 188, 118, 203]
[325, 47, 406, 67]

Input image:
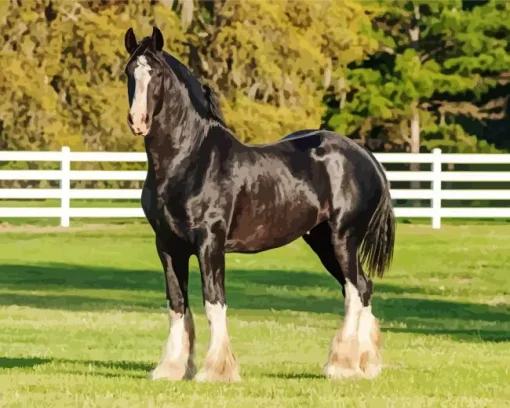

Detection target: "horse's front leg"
[194, 227, 240, 383]
[149, 237, 196, 381]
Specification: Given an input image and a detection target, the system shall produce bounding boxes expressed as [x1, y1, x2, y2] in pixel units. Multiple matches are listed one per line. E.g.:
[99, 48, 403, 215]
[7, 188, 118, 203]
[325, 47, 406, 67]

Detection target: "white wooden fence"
[0, 147, 509, 229]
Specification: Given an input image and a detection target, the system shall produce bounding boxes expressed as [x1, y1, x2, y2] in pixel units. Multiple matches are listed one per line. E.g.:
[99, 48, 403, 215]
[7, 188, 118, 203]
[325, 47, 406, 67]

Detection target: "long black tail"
[359, 177, 396, 279]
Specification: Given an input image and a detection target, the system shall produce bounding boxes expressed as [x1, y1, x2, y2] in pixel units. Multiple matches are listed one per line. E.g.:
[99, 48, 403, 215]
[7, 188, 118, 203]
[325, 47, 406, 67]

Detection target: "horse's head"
[124, 26, 227, 139]
[123, 27, 167, 137]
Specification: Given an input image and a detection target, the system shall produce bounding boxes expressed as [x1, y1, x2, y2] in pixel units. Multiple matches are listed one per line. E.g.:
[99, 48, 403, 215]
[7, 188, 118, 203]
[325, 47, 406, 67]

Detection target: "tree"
[0, 0, 381, 150]
[324, 0, 510, 153]
[0, 0, 507, 159]
[179, 0, 379, 143]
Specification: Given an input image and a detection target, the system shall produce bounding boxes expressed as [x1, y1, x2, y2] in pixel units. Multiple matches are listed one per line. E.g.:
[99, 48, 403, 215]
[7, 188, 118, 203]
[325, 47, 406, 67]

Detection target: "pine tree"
[325, 0, 509, 153]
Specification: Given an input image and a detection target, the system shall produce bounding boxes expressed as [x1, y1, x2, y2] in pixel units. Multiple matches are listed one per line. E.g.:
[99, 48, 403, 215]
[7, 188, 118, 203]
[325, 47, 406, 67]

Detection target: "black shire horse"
[123, 27, 395, 383]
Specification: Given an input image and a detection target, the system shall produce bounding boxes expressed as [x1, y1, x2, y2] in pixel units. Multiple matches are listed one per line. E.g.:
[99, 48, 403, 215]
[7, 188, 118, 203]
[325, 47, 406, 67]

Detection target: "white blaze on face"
[129, 55, 152, 135]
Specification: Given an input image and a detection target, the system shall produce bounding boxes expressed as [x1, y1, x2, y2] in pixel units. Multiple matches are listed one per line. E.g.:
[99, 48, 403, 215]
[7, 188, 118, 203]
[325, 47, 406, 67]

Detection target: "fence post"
[432, 148, 442, 229]
[60, 146, 71, 227]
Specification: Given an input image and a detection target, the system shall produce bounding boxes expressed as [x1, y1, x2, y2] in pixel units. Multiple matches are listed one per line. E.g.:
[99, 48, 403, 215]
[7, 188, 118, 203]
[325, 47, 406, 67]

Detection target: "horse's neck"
[143, 90, 240, 184]
[144, 116, 208, 183]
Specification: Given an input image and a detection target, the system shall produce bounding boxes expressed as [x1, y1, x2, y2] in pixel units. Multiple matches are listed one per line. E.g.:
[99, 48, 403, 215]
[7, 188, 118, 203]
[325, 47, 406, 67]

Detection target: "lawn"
[0, 222, 508, 407]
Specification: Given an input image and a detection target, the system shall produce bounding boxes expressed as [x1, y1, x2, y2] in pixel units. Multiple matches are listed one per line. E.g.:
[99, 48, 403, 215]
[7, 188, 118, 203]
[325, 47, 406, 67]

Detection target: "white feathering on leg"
[357, 305, 382, 379]
[195, 301, 240, 382]
[149, 303, 195, 381]
[324, 279, 364, 379]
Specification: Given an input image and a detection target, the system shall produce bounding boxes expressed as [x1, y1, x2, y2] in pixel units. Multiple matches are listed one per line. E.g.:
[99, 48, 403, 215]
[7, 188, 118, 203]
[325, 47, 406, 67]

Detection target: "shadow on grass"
[385, 327, 509, 343]
[266, 372, 325, 380]
[0, 356, 152, 379]
[0, 262, 428, 295]
[0, 263, 508, 343]
[0, 357, 51, 369]
[0, 356, 330, 381]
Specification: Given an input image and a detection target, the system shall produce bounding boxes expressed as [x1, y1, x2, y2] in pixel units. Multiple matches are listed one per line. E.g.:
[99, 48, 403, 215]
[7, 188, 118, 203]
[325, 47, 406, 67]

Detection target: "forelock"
[137, 56, 152, 71]
[125, 37, 154, 69]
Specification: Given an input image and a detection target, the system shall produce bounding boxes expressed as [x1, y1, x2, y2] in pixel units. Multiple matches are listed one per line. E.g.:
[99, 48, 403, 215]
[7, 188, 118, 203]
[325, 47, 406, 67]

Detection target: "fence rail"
[0, 147, 509, 229]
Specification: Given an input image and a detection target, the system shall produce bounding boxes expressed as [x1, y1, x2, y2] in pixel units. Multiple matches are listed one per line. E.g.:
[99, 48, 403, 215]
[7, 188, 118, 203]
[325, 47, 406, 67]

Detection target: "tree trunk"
[409, 4, 421, 206]
[410, 108, 420, 154]
[410, 108, 421, 205]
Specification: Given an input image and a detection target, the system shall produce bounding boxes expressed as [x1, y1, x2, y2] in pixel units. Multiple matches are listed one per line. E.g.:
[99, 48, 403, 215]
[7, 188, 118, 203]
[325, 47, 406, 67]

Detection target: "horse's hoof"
[148, 362, 194, 381]
[323, 363, 361, 380]
[195, 366, 241, 383]
[359, 361, 382, 379]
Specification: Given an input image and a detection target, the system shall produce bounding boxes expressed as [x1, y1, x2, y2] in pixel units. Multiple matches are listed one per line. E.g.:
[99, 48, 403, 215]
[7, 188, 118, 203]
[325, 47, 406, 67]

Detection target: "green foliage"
[0, 0, 508, 155]
[326, 0, 509, 152]
[186, 0, 378, 143]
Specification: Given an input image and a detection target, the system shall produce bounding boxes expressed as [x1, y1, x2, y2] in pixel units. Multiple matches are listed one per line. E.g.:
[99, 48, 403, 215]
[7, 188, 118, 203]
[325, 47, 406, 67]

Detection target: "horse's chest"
[141, 186, 190, 240]
[141, 186, 153, 214]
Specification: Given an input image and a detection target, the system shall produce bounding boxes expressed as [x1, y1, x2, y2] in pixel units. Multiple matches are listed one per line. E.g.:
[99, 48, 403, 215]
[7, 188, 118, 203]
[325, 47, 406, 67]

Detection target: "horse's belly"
[225, 204, 320, 253]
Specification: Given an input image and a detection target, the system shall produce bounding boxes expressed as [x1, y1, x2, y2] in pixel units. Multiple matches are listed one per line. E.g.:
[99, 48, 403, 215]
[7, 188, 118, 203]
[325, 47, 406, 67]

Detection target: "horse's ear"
[124, 27, 138, 55]
[152, 26, 164, 52]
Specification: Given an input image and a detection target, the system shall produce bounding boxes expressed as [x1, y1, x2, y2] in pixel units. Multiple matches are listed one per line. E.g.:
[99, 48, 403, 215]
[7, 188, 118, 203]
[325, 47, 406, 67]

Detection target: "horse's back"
[276, 129, 380, 177]
[278, 128, 387, 217]
[280, 129, 323, 141]
[249, 128, 382, 190]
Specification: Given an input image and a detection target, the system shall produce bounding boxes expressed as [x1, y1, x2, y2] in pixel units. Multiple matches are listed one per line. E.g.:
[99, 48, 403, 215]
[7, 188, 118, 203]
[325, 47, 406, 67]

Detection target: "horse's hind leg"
[329, 227, 382, 379]
[356, 260, 382, 379]
[302, 222, 346, 289]
[303, 223, 360, 378]
[303, 223, 381, 380]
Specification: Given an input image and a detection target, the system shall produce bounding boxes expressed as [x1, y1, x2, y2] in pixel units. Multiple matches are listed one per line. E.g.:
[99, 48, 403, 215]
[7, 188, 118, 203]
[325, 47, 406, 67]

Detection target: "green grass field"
[0, 222, 509, 407]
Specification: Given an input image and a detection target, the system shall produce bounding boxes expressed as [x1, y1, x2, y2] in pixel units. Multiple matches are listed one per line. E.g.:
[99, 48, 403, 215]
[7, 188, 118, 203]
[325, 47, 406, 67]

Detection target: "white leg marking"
[358, 305, 382, 379]
[165, 311, 185, 361]
[358, 306, 374, 348]
[205, 301, 227, 357]
[149, 304, 195, 381]
[195, 301, 240, 382]
[342, 280, 363, 339]
[324, 279, 363, 379]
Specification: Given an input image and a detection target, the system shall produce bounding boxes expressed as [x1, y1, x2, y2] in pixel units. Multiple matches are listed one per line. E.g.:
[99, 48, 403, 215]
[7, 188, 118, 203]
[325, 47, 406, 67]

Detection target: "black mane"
[161, 51, 227, 127]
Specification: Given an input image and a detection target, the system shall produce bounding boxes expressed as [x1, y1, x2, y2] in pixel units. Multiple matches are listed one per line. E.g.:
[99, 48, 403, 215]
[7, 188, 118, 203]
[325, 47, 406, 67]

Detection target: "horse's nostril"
[128, 113, 133, 125]
[142, 114, 149, 124]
